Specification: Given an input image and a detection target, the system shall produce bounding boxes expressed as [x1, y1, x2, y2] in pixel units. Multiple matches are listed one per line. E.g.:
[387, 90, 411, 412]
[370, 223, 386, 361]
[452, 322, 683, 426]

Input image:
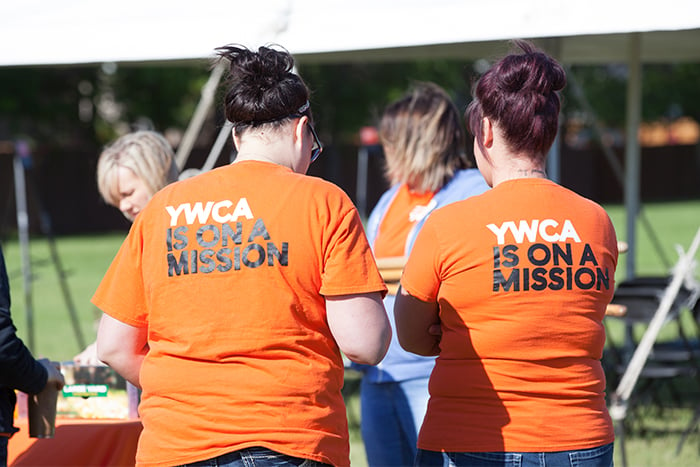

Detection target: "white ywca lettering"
[166, 198, 254, 226]
[486, 219, 581, 245]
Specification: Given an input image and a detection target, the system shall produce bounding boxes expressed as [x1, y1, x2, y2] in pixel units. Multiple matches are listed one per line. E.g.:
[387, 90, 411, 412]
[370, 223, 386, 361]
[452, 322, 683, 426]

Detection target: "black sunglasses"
[237, 100, 322, 163]
[308, 123, 323, 163]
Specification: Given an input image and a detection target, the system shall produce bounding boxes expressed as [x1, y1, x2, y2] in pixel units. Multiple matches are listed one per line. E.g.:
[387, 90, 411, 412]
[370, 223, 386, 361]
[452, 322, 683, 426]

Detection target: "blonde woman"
[96, 130, 179, 221]
[73, 130, 179, 365]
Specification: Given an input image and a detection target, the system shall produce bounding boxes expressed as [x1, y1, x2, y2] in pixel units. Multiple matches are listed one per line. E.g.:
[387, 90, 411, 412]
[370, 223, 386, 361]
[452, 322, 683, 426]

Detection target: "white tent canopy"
[2, 0, 700, 276]
[1, 0, 699, 67]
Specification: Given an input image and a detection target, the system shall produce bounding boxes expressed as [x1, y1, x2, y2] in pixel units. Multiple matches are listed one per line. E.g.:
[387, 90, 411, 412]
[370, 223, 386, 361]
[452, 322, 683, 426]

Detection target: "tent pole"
[202, 121, 234, 172]
[175, 61, 226, 171]
[543, 38, 562, 183]
[12, 150, 34, 352]
[624, 33, 642, 280]
[567, 68, 671, 270]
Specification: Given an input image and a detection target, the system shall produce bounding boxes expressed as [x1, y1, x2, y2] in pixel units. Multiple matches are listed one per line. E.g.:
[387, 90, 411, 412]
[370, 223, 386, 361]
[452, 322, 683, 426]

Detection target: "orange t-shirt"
[401, 178, 618, 452]
[373, 185, 435, 258]
[92, 161, 387, 467]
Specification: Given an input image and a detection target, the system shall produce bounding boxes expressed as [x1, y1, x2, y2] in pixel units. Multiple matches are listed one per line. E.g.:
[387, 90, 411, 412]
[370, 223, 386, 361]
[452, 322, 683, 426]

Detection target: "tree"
[298, 60, 475, 144]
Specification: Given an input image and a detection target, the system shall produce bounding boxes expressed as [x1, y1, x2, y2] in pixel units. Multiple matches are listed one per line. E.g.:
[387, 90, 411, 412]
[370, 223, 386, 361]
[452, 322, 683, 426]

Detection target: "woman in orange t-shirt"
[395, 40, 617, 467]
[93, 45, 391, 467]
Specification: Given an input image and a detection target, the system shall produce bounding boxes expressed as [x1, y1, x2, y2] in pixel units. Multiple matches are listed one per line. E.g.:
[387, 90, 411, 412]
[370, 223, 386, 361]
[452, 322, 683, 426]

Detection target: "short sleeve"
[319, 203, 387, 298]
[400, 218, 441, 302]
[91, 219, 149, 327]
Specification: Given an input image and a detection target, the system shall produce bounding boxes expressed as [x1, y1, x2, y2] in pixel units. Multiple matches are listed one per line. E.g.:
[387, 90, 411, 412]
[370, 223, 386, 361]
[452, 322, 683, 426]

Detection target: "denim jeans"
[415, 443, 614, 467]
[360, 377, 431, 467]
[178, 446, 332, 467]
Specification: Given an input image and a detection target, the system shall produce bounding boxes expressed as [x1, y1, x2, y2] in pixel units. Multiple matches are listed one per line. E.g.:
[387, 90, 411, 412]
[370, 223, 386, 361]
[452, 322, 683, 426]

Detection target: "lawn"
[2, 199, 699, 466]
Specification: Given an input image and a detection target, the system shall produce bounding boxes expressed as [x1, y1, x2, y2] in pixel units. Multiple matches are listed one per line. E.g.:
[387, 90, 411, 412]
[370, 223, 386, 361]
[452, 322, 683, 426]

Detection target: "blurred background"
[1, 2, 699, 464]
[1, 0, 699, 236]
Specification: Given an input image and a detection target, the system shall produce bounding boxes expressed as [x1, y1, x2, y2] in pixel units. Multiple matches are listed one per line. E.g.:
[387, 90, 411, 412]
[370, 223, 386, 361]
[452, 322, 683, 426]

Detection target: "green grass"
[605, 199, 700, 282]
[2, 199, 700, 466]
[2, 232, 125, 360]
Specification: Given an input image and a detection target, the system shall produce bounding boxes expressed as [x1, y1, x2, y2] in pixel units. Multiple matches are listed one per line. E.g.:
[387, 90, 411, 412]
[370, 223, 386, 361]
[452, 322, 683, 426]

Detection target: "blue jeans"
[360, 377, 430, 467]
[178, 446, 331, 467]
[415, 443, 614, 467]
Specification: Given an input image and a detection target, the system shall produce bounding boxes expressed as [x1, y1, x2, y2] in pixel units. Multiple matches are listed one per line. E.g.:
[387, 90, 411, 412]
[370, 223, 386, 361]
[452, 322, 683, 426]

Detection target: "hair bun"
[466, 39, 566, 159]
[497, 52, 565, 97]
[215, 44, 310, 126]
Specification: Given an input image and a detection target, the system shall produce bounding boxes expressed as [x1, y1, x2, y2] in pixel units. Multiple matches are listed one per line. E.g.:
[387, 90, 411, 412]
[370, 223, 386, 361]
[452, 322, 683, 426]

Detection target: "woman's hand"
[38, 358, 65, 390]
[73, 342, 106, 366]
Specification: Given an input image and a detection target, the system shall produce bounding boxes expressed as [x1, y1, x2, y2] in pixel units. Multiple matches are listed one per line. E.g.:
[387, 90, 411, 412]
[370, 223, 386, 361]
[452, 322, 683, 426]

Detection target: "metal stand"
[12, 144, 35, 351]
[610, 226, 700, 466]
[6, 140, 86, 352]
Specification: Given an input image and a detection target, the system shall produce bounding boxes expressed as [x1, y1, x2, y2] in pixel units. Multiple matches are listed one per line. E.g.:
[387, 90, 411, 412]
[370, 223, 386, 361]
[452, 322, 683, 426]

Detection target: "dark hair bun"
[497, 40, 566, 100]
[466, 39, 566, 158]
[215, 44, 310, 126]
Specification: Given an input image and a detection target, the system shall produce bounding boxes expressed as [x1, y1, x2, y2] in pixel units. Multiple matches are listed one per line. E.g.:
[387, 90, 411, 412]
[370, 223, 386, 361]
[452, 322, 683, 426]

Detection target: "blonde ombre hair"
[379, 82, 470, 193]
[96, 130, 179, 206]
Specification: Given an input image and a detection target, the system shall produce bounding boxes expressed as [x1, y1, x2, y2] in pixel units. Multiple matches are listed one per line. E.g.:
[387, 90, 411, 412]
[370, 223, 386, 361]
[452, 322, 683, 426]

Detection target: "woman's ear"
[294, 116, 308, 143]
[482, 117, 494, 148]
[293, 116, 308, 151]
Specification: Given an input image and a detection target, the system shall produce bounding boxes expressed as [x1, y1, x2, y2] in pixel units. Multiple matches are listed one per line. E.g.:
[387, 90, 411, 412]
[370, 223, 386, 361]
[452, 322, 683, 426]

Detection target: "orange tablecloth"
[8, 417, 142, 466]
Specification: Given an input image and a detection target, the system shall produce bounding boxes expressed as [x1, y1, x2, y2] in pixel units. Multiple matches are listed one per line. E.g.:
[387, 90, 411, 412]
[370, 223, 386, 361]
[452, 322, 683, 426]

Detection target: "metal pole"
[567, 67, 670, 270]
[202, 121, 234, 172]
[624, 34, 642, 280]
[543, 38, 562, 184]
[13, 152, 34, 352]
[547, 129, 561, 184]
[39, 212, 86, 350]
[175, 62, 226, 170]
[609, 226, 700, 467]
[356, 146, 368, 220]
[614, 227, 700, 402]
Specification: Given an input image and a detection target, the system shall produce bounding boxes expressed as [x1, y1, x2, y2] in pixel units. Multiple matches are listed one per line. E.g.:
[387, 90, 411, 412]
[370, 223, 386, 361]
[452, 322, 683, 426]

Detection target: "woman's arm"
[394, 286, 441, 356]
[326, 292, 391, 365]
[96, 314, 148, 388]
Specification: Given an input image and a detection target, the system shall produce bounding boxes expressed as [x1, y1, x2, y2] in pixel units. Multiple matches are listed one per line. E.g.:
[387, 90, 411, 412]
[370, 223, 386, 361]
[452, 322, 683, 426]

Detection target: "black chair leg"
[676, 404, 700, 455]
[615, 418, 628, 467]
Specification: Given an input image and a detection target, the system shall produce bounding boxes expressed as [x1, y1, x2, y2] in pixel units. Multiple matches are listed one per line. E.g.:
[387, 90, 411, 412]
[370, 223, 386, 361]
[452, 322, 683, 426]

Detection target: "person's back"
[406, 179, 616, 450]
[93, 44, 390, 467]
[395, 40, 617, 467]
[120, 161, 378, 463]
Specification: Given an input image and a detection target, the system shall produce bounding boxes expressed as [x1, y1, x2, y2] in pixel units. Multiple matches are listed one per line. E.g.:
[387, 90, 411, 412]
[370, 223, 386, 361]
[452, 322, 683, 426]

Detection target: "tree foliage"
[563, 63, 700, 127]
[298, 60, 476, 144]
[1, 60, 698, 151]
[0, 63, 210, 148]
[0, 67, 97, 144]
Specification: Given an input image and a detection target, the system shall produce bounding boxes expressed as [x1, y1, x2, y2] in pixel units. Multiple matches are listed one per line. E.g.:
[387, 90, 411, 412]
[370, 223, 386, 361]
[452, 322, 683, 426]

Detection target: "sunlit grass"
[2, 232, 124, 360]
